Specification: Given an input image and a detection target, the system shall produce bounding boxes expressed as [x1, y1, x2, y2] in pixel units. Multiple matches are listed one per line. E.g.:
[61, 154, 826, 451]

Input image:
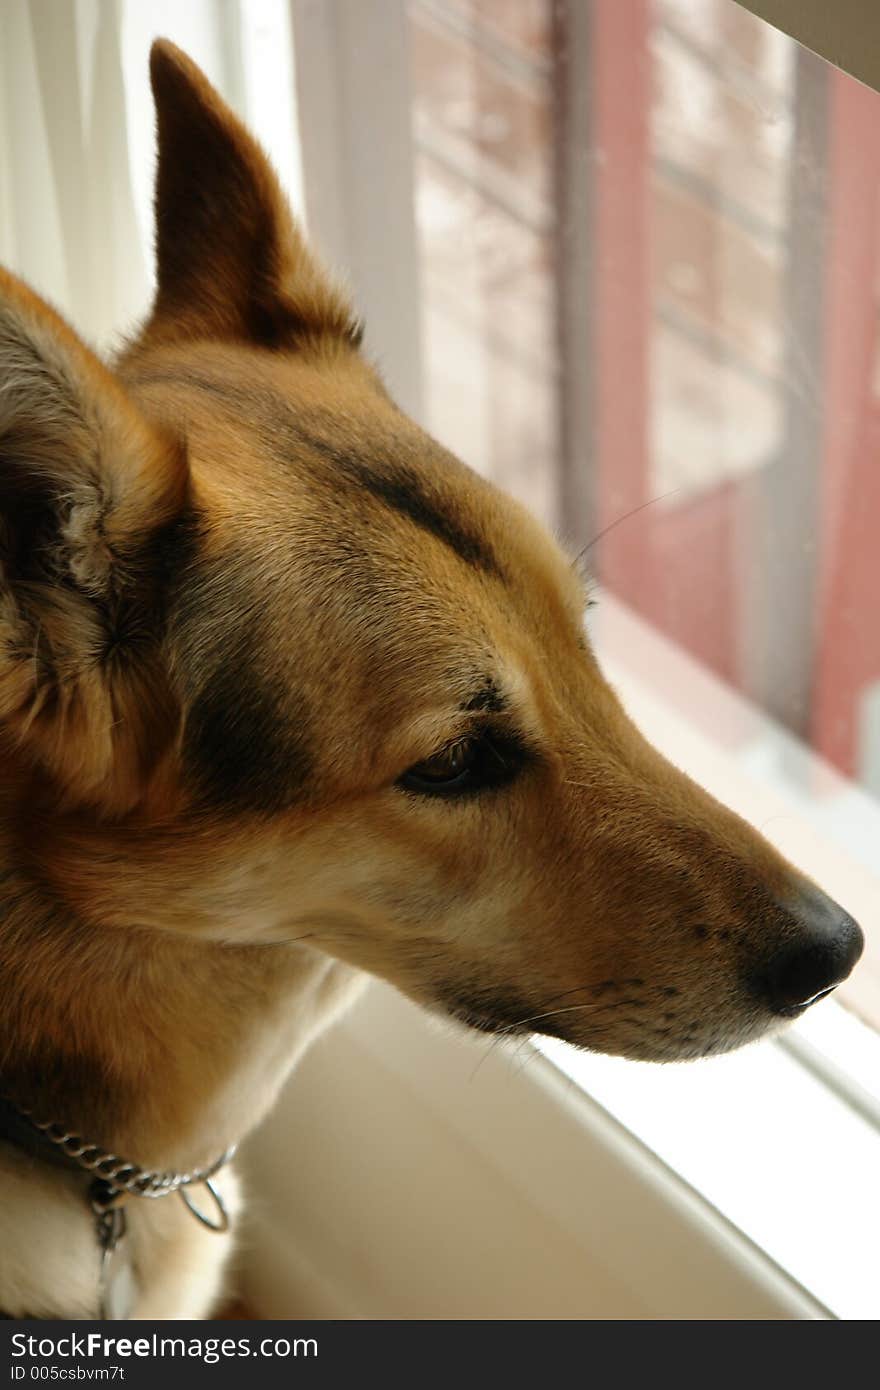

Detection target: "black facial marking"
[462, 679, 507, 714]
[319, 448, 500, 578]
[287, 426, 500, 577]
[128, 370, 502, 578]
[184, 633, 312, 813]
[165, 508, 310, 814]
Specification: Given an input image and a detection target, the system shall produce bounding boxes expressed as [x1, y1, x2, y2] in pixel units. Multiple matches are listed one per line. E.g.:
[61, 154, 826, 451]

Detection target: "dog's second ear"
[0, 269, 186, 812]
[141, 40, 359, 353]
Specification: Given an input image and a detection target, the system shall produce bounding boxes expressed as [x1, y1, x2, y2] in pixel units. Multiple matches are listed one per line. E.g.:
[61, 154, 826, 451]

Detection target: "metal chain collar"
[1, 1093, 236, 1319]
[10, 1101, 235, 1202]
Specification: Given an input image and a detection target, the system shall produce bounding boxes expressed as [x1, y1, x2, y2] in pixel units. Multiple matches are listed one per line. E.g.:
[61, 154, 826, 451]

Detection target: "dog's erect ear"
[0, 269, 186, 811]
[140, 39, 359, 352]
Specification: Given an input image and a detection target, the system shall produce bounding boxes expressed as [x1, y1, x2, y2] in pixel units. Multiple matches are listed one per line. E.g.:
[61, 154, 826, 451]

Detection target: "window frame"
[734, 0, 880, 96]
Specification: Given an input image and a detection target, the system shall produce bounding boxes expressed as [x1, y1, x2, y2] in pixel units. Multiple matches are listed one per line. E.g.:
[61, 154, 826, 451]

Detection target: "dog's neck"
[0, 776, 360, 1172]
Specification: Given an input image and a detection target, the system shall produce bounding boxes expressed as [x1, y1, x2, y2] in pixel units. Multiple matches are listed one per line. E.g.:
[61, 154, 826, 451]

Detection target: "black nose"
[753, 886, 864, 1016]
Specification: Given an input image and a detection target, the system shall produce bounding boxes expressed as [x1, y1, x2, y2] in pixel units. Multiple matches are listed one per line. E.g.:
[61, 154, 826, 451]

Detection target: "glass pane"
[407, 0, 880, 1029]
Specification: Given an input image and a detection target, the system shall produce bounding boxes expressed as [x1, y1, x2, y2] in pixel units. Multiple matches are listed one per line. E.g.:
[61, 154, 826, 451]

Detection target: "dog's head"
[0, 43, 862, 1061]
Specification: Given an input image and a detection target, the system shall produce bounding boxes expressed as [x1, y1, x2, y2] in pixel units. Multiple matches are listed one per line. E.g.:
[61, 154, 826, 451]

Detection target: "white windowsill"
[536, 592, 880, 1320]
[241, 979, 831, 1320]
[537, 999, 880, 1320]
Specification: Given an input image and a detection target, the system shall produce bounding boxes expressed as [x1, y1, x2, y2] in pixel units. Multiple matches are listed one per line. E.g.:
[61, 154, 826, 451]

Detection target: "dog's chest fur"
[0, 1139, 245, 1319]
[0, 828, 362, 1316]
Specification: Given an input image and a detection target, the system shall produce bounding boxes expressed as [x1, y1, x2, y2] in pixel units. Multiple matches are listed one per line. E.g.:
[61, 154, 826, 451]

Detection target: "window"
[405, 0, 880, 1317]
[407, 0, 880, 1027]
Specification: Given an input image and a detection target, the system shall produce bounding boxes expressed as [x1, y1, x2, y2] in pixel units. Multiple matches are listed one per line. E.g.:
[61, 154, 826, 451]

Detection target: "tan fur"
[0, 41, 859, 1318]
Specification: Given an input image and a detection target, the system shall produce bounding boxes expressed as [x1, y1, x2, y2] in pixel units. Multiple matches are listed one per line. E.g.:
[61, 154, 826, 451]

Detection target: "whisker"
[468, 994, 621, 1081]
[242, 931, 317, 949]
[499, 1000, 611, 1035]
[468, 1031, 509, 1084]
[571, 490, 680, 573]
[535, 981, 612, 1008]
[510, 1035, 538, 1075]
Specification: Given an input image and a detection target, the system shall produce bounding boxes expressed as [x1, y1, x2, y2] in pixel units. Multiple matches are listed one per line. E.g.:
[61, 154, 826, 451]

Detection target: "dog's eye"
[406, 739, 474, 788]
[399, 733, 525, 798]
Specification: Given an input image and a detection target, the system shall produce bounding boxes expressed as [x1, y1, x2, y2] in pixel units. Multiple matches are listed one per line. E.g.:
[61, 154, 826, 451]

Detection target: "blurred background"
[412, 0, 880, 795]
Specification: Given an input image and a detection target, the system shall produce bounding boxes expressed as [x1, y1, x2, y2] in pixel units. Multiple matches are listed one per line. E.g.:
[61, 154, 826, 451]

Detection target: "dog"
[0, 40, 863, 1320]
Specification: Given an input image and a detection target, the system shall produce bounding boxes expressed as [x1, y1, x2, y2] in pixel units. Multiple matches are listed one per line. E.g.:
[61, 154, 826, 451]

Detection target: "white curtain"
[0, 0, 302, 353]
